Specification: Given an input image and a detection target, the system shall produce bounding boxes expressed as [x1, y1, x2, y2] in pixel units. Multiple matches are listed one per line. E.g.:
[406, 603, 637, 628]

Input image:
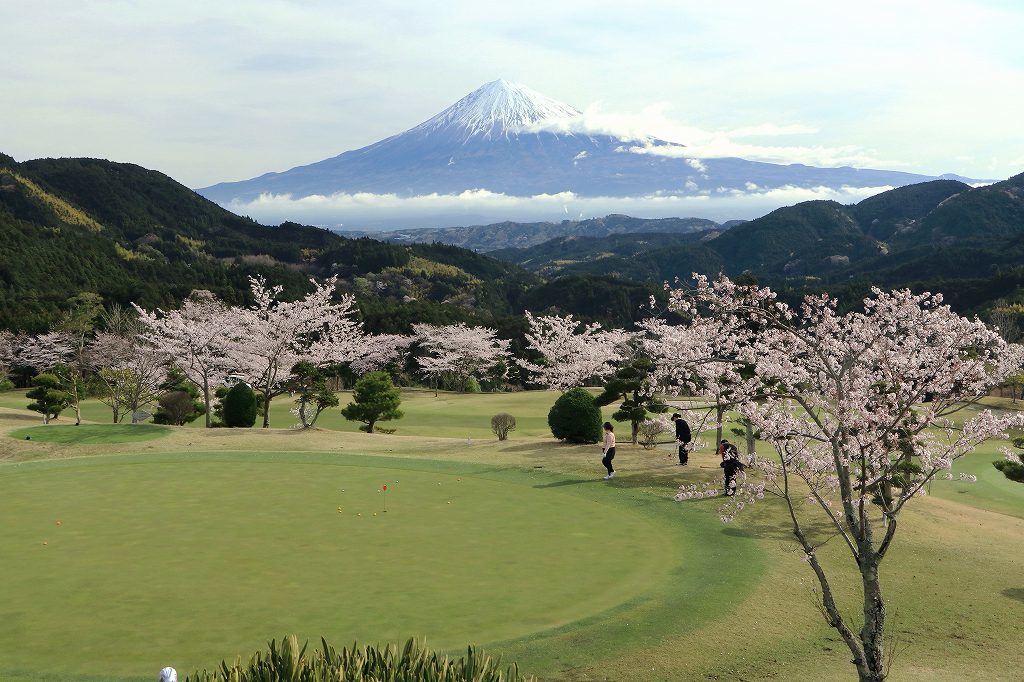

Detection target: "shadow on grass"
[721, 526, 756, 538]
[0, 411, 46, 424]
[534, 478, 601, 489]
[1003, 587, 1024, 602]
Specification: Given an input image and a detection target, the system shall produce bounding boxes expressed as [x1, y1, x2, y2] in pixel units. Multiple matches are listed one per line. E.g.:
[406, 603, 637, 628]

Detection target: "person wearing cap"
[720, 443, 745, 496]
[671, 412, 691, 465]
[159, 667, 177, 682]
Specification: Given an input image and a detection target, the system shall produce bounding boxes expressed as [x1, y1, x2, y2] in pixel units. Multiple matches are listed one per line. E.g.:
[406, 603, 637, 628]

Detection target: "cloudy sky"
[4, 1, 1023, 225]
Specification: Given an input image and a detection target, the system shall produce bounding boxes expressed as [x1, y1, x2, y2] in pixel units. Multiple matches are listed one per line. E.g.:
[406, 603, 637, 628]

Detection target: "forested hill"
[0, 154, 658, 333]
[490, 174, 1024, 313]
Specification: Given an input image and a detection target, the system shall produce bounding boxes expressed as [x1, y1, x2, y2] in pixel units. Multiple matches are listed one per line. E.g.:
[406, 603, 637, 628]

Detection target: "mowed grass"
[0, 450, 761, 682]
[9, 423, 172, 444]
[0, 390, 1022, 680]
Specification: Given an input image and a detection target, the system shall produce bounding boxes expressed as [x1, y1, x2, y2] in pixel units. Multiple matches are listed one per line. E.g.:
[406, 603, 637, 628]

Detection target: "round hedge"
[548, 388, 602, 443]
[222, 383, 258, 428]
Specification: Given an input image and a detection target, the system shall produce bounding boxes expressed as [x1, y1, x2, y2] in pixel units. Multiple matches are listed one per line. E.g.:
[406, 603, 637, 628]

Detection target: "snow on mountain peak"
[411, 79, 582, 139]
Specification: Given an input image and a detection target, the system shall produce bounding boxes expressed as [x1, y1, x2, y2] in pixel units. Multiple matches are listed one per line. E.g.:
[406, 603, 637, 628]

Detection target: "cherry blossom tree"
[662, 275, 1024, 682]
[413, 322, 511, 393]
[88, 329, 168, 423]
[0, 330, 19, 384]
[350, 334, 414, 375]
[18, 332, 74, 372]
[519, 312, 630, 390]
[133, 291, 238, 428]
[230, 276, 363, 428]
[641, 309, 760, 451]
[18, 332, 86, 424]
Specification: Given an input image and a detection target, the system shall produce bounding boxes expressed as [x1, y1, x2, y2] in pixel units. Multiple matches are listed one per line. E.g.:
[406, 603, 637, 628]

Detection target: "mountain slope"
[198, 80, 959, 209]
[0, 154, 539, 331]
[488, 176, 1024, 286]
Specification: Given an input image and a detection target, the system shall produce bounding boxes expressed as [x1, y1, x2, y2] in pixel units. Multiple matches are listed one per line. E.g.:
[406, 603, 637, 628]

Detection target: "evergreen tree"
[26, 372, 72, 424]
[594, 357, 667, 444]
[341, 371, 403, 433]
[222, 382, 258, 428]
[290, 361, 340, 429]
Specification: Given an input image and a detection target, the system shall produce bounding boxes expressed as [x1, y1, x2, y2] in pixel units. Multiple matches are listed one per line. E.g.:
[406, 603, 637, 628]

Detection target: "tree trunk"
[631, 418, 639, 445]
[262, 390, 271, 428]
[744, 420, 755, 455]
[72, 380, 82, 425]
[367, 419, 375, 434]
[715, 403, 725, 454]
[202, 375, 212, 428]
[859, 559, 887, 681]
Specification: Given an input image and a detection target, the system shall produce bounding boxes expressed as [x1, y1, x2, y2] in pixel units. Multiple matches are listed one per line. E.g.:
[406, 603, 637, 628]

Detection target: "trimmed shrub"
[183, 635, 532, 681]
[464, 376, 482, 393]
[222, 383, 258, 428]
[491, 413, 516, 441]
[548, 388, 602, 444]
[0, 378, 15, 391]
[994, 459, 1024, 483]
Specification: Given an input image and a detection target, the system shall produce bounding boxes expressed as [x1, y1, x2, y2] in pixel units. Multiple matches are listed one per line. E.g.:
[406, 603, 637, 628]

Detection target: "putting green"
[0, 451, 746, 681]
[9, 423, 172, 444]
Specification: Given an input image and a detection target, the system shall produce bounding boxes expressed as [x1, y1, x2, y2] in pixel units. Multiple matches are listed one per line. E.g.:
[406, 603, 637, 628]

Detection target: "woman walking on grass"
[601, 422, 616, 480]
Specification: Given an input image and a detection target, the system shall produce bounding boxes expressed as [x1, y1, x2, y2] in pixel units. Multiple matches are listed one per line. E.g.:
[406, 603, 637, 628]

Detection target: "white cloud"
[3, 0, 1023, 186]
[225, 184, 892, 230]
[530, 103, 894, 169]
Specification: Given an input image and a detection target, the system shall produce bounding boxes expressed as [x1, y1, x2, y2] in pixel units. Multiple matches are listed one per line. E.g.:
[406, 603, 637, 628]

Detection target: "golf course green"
[0, 450, 759, 681]
[9, 423, 172, 444]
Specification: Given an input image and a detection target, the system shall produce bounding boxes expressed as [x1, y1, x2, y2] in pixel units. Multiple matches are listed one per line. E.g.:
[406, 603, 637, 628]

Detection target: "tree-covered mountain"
[5, 150, 1022, 339]
[490, 175, 1024, 303]
[0, 154, 560, 332]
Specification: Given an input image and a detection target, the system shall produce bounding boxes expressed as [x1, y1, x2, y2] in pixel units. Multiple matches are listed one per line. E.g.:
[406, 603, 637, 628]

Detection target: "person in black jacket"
[720, 446, 745, 496]
[671, 413, 691, 465]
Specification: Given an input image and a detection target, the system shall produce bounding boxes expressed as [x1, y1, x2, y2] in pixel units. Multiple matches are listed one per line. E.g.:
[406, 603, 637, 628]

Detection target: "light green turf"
[0, 451, 762, 682]
[9, 423, 172, 444]
[931, 444, 1024, 519]
[0, 388, 710, 440]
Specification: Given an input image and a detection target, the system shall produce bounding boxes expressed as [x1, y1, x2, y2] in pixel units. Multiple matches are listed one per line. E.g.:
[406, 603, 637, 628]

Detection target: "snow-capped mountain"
[198, 80, 966, 213]
[409, 79, 581, 141]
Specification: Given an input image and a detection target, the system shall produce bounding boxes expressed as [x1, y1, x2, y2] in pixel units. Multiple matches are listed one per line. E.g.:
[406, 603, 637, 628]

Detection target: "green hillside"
[491, 175, 1024, 314]
[0, 154, 544, 332]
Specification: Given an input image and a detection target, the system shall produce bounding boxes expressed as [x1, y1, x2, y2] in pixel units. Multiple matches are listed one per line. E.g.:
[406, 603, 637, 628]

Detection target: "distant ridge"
[366, 214, 725, 251]
[487, 173, 1024, 300]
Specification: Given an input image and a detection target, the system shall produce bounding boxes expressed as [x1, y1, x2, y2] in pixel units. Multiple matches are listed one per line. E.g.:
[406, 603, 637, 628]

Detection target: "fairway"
[0, 451, 702, 681]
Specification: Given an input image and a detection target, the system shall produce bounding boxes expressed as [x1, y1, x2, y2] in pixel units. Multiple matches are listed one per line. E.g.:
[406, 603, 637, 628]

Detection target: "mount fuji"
[197, 80, 969, 226]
